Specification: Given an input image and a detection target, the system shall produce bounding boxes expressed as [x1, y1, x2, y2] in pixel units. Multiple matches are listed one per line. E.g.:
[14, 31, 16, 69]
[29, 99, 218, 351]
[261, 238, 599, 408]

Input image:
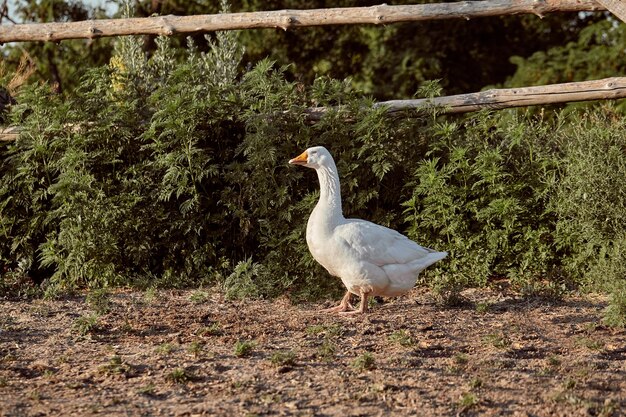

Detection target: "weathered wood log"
[3, 77, 625, 141]
[0, 126, 20, 142]
[0, 0, 605, 43]
[596, 0, 626, 23]
[307, 77, 626, 119]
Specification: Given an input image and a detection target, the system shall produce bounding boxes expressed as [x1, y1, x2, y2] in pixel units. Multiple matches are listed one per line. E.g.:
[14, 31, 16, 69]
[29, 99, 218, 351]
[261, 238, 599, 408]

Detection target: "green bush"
[0, 28, 625, 326]
[0, 31, 431, 298]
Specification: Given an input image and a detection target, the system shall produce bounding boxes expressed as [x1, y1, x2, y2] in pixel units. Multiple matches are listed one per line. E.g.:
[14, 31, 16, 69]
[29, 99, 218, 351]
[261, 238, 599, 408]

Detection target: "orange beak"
[289, 150, 308, 166]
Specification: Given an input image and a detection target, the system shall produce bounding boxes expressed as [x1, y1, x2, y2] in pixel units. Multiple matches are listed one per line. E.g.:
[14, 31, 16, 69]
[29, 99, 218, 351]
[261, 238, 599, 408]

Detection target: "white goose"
[289, 146, 447, 314]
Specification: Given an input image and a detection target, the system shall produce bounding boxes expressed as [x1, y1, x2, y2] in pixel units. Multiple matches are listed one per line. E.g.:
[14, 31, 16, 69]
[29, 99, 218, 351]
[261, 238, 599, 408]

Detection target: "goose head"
[288, 146, 333, 170]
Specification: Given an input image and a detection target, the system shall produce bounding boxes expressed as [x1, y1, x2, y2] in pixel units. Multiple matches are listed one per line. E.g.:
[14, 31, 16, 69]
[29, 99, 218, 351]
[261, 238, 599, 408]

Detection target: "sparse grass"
[563, 378, 577, 390]
[547, 355, 561, 368]
[189, 290, 209, 304]
[475, 302, 490, 314]
[165, 368, 192, 384]
[86, 288, 112, 314]
[453, 353, 469, 365]
[305, 324, 326, 335]
[28, 389, 42, 401]
[575, 337, 604, 351]
[0, 316, 17, 331]
[306, 323, 344, 337]
[470, 378, 483, 389]
[156, 343, 177, 356]
[388, 330, 414, 347]
[0, 377, 7, 387]
[604, 283, 626, 328]
[72, 314, 99, 336]
[598, 399, 618, 417]
[138, 383, 156, 396]
[482, 332, 511, 349]
[351, 352, 375, 372]
[197, 322, 222, 336]
[317, 339, 336, 362]
[458, 392, 479, 411]
[98, 355, 131, 376]
[270, 350, 297, 367]
[143, 287, 157, 304]
[234, 340, 255, 358]
[187, 340, 204, 357]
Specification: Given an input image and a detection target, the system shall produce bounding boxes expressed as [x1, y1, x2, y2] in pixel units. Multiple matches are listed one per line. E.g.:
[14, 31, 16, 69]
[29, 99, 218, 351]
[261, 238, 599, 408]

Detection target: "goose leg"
[321, 291, 354, 313]
[340, 291, 371, 315]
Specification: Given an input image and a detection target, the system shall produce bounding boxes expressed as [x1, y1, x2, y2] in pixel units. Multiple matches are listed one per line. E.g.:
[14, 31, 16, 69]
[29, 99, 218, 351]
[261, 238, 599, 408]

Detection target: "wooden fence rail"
[2, 77, 625, 141]
[308, 77, 626, 119]
[0, 0, 606, 43]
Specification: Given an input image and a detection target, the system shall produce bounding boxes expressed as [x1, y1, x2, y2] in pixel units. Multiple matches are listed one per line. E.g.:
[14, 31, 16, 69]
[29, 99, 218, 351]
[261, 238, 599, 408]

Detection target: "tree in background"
[1, 0, 113, 94]
[0, 0, 614, 100]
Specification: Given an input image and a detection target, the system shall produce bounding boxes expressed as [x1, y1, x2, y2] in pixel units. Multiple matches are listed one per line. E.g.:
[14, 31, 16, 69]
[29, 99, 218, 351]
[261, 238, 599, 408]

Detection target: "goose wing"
[333, 219, 435, 266]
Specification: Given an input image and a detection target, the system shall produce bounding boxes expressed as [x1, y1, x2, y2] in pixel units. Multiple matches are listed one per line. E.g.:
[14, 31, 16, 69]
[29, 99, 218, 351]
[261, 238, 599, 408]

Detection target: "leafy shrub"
[0, 28, 432, 298]
[0, 22, 624, 327]
[402, 111, 563, 300]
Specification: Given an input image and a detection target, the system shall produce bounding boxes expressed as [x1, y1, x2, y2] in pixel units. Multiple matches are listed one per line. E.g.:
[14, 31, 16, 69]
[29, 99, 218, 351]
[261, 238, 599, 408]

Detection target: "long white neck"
[313, 160, 344, 224]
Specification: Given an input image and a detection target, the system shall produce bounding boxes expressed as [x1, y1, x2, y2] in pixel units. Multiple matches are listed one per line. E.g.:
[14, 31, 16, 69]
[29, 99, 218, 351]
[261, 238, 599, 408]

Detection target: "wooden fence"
[1, 0, 625, 142]
[0, 0, 608, 42]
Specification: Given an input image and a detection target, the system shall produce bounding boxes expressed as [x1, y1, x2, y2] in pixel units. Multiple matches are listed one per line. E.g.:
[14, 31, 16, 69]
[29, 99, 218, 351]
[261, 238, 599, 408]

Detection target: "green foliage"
[86, 288, 113, 314]
[403, 111, 562, 300]
[269, 350, 297, 367]
[1, 17, 625, 327]
[233, 340, 254, 357]
[72, 313, 99, 335]
[507, 19, 626, 88]
[351, 352, 375, 371]
[165, 367, 193, 384]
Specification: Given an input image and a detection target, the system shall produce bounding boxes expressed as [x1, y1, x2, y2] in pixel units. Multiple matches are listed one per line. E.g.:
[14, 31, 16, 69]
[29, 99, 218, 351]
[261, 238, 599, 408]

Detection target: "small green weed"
[458, 392, 479, 411]
[305, 323, 343, 337]
[563, 378, 577, 390]
[475, 302, 490, 314]
[187, 340, 204, 357]
[351, 352, 375, 372]
[143, 287, 157, 304]
[138, 383, 156, 396]
[270, 350, 297, 367]
[388, 330, 414, 347]
[482, 333, 511, 349]
[189, 290, 209, 304]
[98, 355, 131, 376]
[234, 340, 255, 357]
[198, 322, 222, 336]
[453, 353, 469, 365]
[86, 288, 112, 314]
[165, 368, 192, 384]
[317, 339, 336, 361]
[576, 337, 604, 351]
[470, 378, 483, 389]
[156, 343, 177, 356]
[547, 355, 561, 368]
[305, 324, 326, 335]
[72, 314, 99, 336]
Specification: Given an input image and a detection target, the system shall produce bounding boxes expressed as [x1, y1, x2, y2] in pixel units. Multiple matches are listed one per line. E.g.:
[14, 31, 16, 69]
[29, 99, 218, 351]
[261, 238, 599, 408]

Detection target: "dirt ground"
[1, 287, 625, 417]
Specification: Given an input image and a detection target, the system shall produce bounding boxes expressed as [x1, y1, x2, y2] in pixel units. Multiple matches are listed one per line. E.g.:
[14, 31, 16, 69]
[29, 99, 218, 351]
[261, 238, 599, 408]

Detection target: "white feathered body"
[292, 145, 446, 300]
[307, 208, 447, 297]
